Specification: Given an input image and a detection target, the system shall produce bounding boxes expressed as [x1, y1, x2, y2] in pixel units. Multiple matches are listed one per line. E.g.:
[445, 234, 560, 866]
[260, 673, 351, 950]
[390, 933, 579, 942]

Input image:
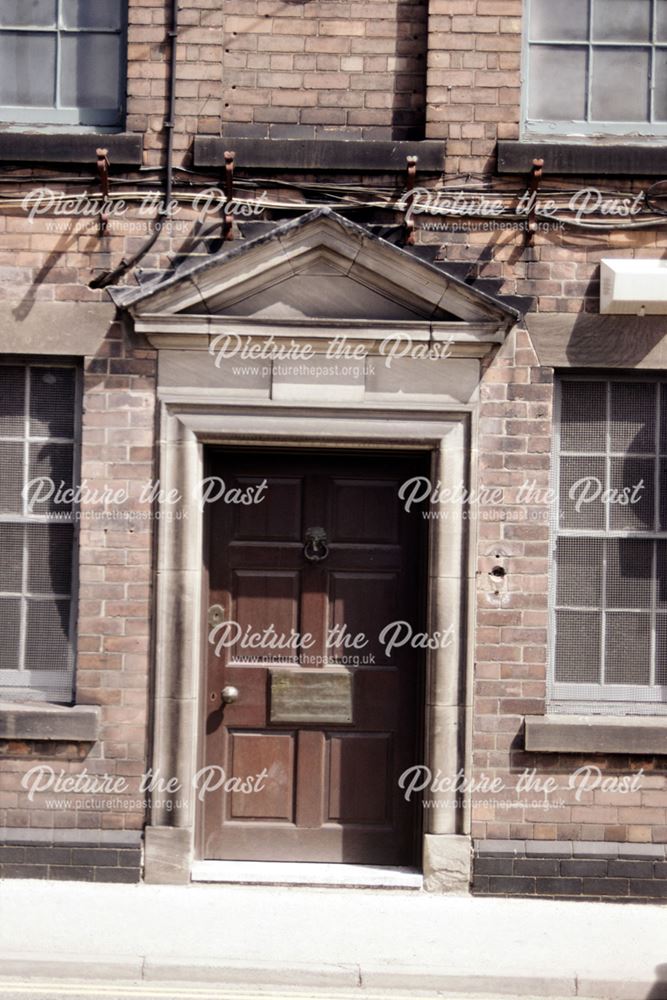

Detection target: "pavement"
[0, 880, 666, 999]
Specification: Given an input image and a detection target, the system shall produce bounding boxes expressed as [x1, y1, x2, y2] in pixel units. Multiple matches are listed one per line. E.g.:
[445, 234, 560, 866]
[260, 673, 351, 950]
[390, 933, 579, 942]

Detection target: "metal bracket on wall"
[223, 149, 236, 241]
[524, 156, 544, 245]
[402, 154, 418, 246]
[96, 147, 110, 236]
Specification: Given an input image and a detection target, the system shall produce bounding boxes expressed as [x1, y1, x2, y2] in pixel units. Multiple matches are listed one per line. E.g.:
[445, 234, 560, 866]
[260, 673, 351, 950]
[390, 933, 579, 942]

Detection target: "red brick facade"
[0, 0, 665, 894]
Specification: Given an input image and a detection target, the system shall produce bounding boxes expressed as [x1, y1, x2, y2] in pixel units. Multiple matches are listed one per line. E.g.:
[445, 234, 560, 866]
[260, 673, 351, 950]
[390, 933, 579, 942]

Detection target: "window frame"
[549, 372, 667, 716]
[522, 0, 667, 139]
[0, 0, 127, 130]
[0, 360, 81, 704]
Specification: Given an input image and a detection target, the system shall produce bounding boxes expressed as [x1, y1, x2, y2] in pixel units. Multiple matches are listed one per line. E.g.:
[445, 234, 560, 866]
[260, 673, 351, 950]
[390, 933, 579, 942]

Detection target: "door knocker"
[304, 526, 329, 562]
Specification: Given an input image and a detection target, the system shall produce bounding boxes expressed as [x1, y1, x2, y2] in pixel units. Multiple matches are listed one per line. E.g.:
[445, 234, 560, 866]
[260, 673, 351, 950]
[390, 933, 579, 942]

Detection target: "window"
[524, 0, 667, 136]
[551, 376, 667, 714]
[0, 363, 80, 703]
[0, 0, 125, 128]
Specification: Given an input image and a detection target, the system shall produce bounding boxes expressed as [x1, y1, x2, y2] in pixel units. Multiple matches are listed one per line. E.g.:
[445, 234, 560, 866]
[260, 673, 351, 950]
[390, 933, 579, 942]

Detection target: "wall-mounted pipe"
[90, 0, 179, 289]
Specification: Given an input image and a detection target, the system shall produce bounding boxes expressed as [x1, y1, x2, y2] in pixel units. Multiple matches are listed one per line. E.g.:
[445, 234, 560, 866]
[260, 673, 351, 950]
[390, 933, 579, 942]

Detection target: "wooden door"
[201, 449, 427, 865]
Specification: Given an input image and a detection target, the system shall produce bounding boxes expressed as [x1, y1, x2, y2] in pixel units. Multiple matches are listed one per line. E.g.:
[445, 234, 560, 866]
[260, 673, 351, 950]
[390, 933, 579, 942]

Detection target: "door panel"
[231, 570, 301, 659]
[327, 733, 393, 823]
[331, 479, 400, 542]
[233, 478, 302, 540]
[227, 731, 296, 821]
[329, 571, 400, 665]
[201, 449, 428, 865]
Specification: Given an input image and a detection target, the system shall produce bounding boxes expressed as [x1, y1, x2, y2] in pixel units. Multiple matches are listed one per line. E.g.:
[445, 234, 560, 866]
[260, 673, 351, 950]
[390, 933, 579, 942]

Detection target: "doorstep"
[190, 861, 423, 889]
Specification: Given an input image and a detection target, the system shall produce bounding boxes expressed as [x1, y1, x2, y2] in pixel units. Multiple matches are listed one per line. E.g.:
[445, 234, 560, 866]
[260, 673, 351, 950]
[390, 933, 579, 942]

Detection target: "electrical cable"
[89, 0, 179, 289]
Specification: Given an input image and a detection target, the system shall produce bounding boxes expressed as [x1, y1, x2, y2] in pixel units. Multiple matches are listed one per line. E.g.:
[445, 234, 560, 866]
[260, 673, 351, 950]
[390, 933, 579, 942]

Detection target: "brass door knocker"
[304, 526, 329, 562]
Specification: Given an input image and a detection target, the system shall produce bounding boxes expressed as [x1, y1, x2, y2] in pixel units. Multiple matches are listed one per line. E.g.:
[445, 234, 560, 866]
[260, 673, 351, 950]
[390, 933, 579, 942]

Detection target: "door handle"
[221, 685, 239, 704]
[208, 604, 225, 627]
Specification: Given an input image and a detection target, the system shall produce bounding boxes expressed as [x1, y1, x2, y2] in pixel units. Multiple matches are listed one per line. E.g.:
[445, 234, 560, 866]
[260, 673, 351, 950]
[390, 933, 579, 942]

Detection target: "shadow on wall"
[390, 0, 428, 140]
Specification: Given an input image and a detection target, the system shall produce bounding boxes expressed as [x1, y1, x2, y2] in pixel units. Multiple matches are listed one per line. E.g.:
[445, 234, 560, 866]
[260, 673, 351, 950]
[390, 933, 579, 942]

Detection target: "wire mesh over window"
[552, 377, 667, 712]
[0, 363, 78, 703]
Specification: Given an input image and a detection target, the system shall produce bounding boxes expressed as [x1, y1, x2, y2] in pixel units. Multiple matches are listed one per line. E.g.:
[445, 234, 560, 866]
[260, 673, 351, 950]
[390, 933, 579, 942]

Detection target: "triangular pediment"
[109, 209, 519, 339]
[188, 250, 450, 322]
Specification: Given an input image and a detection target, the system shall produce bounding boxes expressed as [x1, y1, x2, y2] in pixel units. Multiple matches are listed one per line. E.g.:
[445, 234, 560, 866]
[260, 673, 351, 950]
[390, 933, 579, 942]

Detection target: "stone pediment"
[109, 208, 519, 348]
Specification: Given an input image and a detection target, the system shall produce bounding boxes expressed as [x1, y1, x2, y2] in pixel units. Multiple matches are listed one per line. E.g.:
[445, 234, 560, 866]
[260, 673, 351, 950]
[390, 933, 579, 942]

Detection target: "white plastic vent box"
[600, 259, 667, 315]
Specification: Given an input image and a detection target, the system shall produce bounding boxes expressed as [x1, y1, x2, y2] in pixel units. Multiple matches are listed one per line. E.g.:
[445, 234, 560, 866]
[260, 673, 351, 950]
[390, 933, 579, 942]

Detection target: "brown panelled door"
[201, 449, 427, 865]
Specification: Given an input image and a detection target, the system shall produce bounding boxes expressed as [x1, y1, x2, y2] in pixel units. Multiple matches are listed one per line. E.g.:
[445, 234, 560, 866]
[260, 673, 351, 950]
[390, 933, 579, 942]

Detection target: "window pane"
[606, 538, 653, 608]
[555, 377, 667, 700]
[656, 48, 667, 122]
[608, 457, 654, 530]
[28, 442, 74, 514]
[0, 0, 56, 27]
[660, 459, 667, 531]
[556, 537, 603, 607]
[657, 541, 667, 608]
[661, 385, 667, 453]
[25, 598, 71, 672]
[0, 32, 56, 106]
[560, 380, 607, 452]
[60, 33, 121, 109]
[657, 616, 667, 685]
[0, 524, 24, 593]
[62, 0, 122, 30]
[30, 367, 75, 439]
[528, 46, 588, 121]
[0, 441, 24, 514]
[605, 612, 651, 684]
[532, 0, 588, 41]
[0, 598, 21, 671]
[591, 48, 650, 121]
[554, 610, 601, 683]
[658, 1, 667, 41]
[592, 0, 651, 41]
[27, 524, 74, 595]
[559, 455, 607, 530]
[609, 381, 656, 453]
[0, 366, 25, 438]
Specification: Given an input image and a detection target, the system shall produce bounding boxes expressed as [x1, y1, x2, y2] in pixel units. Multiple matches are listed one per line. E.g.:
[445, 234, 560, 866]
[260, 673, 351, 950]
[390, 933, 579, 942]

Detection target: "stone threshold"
[191, 860, 423, 889]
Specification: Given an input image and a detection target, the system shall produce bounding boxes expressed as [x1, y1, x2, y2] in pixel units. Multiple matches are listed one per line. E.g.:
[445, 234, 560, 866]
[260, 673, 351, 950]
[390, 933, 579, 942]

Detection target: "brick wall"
[472, 324, 667, 897]
[0, 325, 157, 863]
[127, 0, 224, 164]
[425, 0, 521, 171]
[1, 0, 667, 890]
[220, 0, 428, 139]
[473, 840, 667, 901]
[0, 832, 142, 883]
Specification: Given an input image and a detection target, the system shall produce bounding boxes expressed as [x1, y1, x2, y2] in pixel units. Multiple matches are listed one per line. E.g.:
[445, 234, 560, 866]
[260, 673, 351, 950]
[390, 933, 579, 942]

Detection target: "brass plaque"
[270, 669, 353, 724]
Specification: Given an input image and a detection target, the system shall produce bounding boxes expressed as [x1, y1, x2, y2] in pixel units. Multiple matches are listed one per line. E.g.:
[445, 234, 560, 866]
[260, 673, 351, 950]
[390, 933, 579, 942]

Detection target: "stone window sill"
[193, 136, 445, 172]
[0, 132, 143, 167]
[0, 701, 101, 742]
[525, 714, 667, 755]
[497, 140, 667, 176]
